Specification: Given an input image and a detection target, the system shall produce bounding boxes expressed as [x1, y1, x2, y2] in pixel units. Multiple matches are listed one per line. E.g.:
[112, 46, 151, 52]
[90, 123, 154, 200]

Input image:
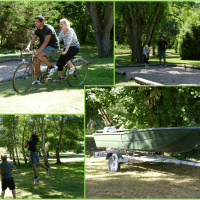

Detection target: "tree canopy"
[115, 1, 200, 62]
[0, 115, 84, 165]
[86, 87, 200, 131]
[0, 1, 113, 57]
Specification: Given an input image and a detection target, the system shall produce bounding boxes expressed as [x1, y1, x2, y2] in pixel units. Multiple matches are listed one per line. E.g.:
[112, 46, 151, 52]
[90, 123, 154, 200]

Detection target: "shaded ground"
[0, 153, 84, 199]
[86, 156, 200, 199]
[116, 66, 200, 85]
[85, 137, 200, 199]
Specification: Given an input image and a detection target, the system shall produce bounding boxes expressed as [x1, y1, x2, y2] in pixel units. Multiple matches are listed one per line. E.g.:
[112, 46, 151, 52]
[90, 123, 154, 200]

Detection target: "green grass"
[115, 47, 200, 67]
[1, 44, 113, 95]
[1, 154, 84, 199]
[0, 44, 113, 113]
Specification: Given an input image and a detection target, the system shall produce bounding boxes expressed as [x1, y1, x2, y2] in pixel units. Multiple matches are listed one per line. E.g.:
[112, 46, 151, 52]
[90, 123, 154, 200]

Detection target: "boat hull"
[93, 127, 200, 153]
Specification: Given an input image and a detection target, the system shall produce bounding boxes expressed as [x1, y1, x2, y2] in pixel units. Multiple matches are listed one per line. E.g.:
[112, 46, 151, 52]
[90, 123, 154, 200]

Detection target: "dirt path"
[86, 155, 200, 198]
[116, 66, 200, 85]
[0, 61, 56, 82]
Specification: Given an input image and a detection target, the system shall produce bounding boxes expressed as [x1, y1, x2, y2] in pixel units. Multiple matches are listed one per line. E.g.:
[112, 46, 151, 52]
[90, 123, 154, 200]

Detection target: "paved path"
[0, 61, 56, 83]
[116, 66, 200, 85]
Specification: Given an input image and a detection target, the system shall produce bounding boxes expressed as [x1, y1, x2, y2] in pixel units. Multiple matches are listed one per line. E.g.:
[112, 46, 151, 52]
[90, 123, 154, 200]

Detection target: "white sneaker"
[33, 177, 40, 185]
[32, 79, 41, 85]
[69, 67, 75, 75]
[48, 168, 52, 176]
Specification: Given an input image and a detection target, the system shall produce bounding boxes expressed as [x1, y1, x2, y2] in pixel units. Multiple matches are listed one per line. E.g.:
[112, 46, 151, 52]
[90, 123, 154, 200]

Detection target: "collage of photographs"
[0, 1, 200, 199]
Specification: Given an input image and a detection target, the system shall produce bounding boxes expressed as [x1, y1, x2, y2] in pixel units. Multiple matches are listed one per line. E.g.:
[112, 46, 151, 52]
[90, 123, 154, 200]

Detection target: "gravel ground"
[116, 66, 200, 85]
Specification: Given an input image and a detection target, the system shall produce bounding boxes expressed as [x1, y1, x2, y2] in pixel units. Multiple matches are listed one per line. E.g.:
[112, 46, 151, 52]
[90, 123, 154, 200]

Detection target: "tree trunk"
[98, 107, 113, 126]
[125, 2, 161, 63]
[22, 124, 27, 164]
[85, 2, 113, 57]
[11, 142, 16, 165]
[56, 115, 64, 164]
[143, 2, 161, 46]
[13, 116, 20, 166]
[41, 115, 49, 168]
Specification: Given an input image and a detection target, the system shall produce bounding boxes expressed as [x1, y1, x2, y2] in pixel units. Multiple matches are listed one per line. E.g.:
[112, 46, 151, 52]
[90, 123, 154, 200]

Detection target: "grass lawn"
[0, 44, 114, 113]
[115, 49, 200, 67]
[0, 153, 84, 199]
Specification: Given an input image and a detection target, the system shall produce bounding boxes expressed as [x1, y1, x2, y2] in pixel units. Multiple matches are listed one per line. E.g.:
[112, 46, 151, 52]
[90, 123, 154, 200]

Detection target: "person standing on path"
[143, 45, 151, 69]
[157, 36, 169, 67]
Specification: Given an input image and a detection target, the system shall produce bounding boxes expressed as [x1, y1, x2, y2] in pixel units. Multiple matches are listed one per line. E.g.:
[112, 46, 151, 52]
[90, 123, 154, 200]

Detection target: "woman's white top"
[58, 28, 80, 48]
[143, 47, 151, 55]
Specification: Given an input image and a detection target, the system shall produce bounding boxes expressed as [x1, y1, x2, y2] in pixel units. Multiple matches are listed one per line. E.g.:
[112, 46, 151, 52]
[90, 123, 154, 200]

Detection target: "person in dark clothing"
[25, 133, 52, 185]
[157, 36, 169, 67]
[0, 155, 16, 199]
[25, 15, 60, 85]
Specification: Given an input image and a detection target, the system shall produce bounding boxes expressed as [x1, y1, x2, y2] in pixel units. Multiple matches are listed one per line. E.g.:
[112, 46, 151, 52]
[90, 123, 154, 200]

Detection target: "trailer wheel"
[108, 153, 120, 172]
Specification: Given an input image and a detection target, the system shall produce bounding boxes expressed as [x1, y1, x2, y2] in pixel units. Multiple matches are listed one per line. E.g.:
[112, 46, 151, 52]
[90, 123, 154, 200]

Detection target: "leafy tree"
[115, 2, 169, 63]
[86, 87, 200, 131]
[56, 2, 91, 43]
[0, 115, 84, 166]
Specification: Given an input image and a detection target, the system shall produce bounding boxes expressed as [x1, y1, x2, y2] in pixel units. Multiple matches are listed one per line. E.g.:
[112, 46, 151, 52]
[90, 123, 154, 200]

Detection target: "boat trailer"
[94, 149, 200, 172]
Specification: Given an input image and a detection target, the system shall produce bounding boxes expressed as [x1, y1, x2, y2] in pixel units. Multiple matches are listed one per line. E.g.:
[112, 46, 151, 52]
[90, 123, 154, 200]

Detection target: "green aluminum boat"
[93, 127, 200, 153]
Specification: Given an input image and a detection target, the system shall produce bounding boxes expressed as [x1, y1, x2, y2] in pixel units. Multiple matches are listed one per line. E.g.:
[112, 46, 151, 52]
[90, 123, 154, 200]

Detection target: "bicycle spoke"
[13, 63, 34, 93]
[67, 58, 88, 86]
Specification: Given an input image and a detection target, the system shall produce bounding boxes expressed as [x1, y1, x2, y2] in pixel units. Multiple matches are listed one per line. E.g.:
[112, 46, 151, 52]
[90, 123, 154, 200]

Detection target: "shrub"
[179, 26, 200, 60]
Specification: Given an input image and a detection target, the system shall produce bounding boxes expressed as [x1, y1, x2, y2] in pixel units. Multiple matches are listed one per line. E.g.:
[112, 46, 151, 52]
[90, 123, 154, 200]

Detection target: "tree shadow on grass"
[15, 162, 84, 199]
[0, 66, 114, 98]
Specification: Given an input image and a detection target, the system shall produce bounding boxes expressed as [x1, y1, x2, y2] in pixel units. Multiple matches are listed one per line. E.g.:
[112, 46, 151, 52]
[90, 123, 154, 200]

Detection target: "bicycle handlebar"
[19, 49, 37, 57]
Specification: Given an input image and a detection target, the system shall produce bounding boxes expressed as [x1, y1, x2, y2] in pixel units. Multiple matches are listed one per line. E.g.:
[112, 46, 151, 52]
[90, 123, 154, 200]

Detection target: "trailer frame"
[94, 149, 200, 172]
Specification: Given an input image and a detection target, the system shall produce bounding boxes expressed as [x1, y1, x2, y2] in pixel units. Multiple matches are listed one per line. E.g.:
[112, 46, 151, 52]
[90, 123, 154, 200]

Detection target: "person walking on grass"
[143, 45, 151, 69]
[0, 155, 16, 199]
[25, 15, 60, 85]
[25, 133, 52, 185]
[157, 36, 169, 67]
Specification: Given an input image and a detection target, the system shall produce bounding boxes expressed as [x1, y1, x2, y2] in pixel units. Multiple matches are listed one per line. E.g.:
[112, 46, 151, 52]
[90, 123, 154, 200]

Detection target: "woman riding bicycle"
[54, 18, 80, 83]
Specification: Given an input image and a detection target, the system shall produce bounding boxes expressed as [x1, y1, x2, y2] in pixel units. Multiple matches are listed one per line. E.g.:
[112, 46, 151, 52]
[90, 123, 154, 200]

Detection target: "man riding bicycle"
[25, 15, 59, 85]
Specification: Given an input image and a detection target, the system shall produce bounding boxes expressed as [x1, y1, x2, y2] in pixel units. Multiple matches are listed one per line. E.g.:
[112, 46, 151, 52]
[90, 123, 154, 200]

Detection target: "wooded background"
[115, 2, 200, 62]
[0, 115, 84, 166]
[86, 87, 200, 131]
[0, 2, 113, 57]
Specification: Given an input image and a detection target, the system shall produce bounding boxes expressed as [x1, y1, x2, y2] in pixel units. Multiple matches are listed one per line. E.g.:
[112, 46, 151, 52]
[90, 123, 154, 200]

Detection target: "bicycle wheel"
[13, 62, 34, 93]
[66, 58, 88, 86]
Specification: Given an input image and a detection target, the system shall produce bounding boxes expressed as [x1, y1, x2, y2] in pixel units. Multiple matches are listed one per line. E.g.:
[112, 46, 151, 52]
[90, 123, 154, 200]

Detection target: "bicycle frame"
[13, 50, 88, 93]
[21, 50, 47, 78]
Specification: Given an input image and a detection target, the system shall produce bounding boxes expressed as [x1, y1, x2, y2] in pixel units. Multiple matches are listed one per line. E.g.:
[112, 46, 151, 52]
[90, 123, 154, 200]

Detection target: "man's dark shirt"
[34, 24, 59, 49]
[157, 40, 168, 51]
[27, 138, 38, 152]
